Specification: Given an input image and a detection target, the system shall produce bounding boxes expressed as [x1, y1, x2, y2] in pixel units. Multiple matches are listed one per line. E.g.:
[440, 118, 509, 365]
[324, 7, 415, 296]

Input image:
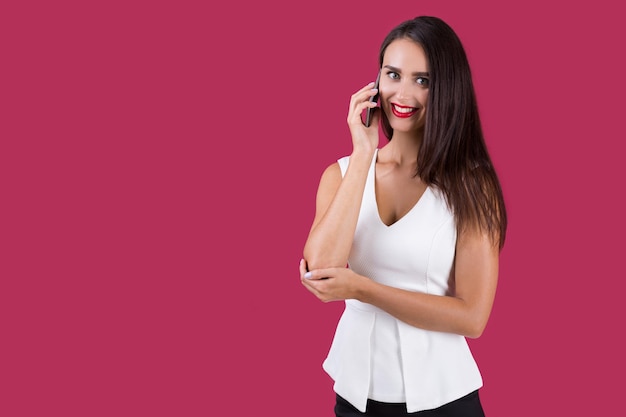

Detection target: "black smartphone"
[365, 70, 381, 127]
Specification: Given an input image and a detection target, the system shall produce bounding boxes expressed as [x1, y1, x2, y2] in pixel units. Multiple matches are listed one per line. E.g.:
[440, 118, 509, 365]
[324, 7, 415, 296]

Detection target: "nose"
[396, 79, 412, 100]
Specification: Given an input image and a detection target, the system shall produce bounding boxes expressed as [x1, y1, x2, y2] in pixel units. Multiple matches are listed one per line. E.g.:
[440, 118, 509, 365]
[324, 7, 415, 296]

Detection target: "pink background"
[2, 0, 624, 415]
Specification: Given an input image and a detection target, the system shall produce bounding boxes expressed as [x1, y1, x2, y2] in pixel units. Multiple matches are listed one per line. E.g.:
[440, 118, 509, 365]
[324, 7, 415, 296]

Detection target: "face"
[379, 38, 430, 135]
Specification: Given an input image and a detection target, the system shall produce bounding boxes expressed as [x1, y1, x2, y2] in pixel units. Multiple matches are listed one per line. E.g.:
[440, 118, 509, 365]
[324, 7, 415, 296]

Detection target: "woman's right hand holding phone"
[347, 81, 380, 157]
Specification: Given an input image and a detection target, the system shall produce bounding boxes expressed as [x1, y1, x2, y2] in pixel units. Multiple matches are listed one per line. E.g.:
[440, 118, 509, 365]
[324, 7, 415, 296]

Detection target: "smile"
[391, 103, 419, 118]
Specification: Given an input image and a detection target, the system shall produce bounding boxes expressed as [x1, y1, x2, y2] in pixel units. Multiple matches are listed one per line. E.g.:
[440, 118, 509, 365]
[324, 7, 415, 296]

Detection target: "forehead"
[382, 38, 428, 71]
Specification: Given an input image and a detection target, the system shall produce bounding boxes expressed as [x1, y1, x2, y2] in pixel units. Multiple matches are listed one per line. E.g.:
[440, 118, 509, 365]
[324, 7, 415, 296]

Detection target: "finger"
[348, 96, 378, 126]
[353, 81, 376, 96]
[302, 268, 325, 281]
[305, 280, 333, 303]
[303, 275, 327, 293]
[299, 259, 308, 278]
[301, 276, 323, 297]
[349, 87, 378, 111]
[348, 85, 378, 111]
[301, 276, 315, 291]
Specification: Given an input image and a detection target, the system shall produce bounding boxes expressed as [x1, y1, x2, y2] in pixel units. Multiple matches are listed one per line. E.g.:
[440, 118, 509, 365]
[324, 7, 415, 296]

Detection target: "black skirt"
[335, 390, 485, 417]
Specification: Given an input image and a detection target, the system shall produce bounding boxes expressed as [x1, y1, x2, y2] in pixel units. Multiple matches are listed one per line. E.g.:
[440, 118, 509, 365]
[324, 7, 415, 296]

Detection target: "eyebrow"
[383, 65, 429, 77]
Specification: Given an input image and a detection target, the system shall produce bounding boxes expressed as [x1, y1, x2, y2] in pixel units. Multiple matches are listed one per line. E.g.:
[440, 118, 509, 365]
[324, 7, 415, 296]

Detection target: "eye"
[386, 71, 400, 80]
[417, 77, 430, 87]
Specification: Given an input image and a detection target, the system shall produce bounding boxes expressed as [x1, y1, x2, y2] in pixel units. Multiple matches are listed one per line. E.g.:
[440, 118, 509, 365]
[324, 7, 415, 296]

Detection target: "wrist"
[354, 274, 375, 303]
[350, 148, 376, 165]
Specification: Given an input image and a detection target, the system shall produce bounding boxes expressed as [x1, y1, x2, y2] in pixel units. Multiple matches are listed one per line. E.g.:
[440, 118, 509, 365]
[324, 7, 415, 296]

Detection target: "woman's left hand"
[299, 259, 365, 302]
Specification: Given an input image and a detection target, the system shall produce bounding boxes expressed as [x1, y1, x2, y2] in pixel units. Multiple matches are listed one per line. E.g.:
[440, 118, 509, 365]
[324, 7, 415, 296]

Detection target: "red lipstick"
[391, 103, 418, 118]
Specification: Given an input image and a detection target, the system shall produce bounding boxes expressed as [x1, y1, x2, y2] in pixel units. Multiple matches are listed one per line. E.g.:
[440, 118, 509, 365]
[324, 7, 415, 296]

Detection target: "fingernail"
[304, 271, 312, 279]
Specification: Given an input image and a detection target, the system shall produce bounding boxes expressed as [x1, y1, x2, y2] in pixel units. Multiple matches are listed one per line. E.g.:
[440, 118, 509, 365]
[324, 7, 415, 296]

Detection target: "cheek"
[378, 78, 397, 98]
[378, 90, 392, 110]
[419, 90, 429, 106]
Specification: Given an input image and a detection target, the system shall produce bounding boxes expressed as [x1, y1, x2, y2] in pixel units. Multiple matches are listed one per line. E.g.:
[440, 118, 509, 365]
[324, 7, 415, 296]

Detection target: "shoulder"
[313, 161, 343, 208]
[313, 159, 343, 196]
[319, 160, 342, 187]
[319, 154, 350, 182]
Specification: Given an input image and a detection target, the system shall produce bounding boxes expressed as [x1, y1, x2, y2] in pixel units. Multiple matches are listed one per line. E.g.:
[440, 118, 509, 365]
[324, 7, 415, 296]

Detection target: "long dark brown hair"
[379, 16, 507, 249]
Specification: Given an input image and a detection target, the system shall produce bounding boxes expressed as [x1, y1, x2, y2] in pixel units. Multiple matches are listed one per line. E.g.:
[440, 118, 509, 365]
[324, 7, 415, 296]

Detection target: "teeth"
[393, 104, 416, 113]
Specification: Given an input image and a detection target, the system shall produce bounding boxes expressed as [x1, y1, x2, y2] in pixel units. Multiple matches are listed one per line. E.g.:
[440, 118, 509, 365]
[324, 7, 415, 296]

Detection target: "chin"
[389, 120, 423, 134]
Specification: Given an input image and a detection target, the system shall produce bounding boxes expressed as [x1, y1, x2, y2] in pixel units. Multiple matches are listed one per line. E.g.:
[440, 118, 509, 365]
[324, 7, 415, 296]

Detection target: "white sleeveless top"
[322, 150, 483, 413]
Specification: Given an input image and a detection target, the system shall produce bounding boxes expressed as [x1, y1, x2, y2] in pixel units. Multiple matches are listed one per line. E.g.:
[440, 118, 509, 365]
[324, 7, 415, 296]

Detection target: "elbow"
[465, 327, 484, 339]
[302, 245, 316, 268]
[302, 254, 336, 271]
[302, 252, 346, 271]
[303, 243, 347, 270]
[302, 246, 319, 270]
[464, 317, 488, 339]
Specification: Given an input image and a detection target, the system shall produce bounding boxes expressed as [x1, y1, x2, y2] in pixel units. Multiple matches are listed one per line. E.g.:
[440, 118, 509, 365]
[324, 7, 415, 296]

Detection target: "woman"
[300, 16, 507, 416]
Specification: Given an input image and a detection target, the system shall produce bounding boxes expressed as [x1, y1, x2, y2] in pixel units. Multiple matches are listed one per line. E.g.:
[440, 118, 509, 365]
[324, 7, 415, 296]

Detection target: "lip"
[391, 103, 418, 118]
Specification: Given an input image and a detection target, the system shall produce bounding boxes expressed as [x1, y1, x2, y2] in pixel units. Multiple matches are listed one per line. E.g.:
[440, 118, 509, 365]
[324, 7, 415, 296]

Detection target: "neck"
[383, 130, 422, 168]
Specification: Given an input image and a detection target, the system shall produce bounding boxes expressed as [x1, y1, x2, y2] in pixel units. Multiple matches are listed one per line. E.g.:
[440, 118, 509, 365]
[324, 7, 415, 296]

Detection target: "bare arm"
[302, 82, 380, 270]
[301, 227, 499, 338]
[302, 153, 373, 269]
